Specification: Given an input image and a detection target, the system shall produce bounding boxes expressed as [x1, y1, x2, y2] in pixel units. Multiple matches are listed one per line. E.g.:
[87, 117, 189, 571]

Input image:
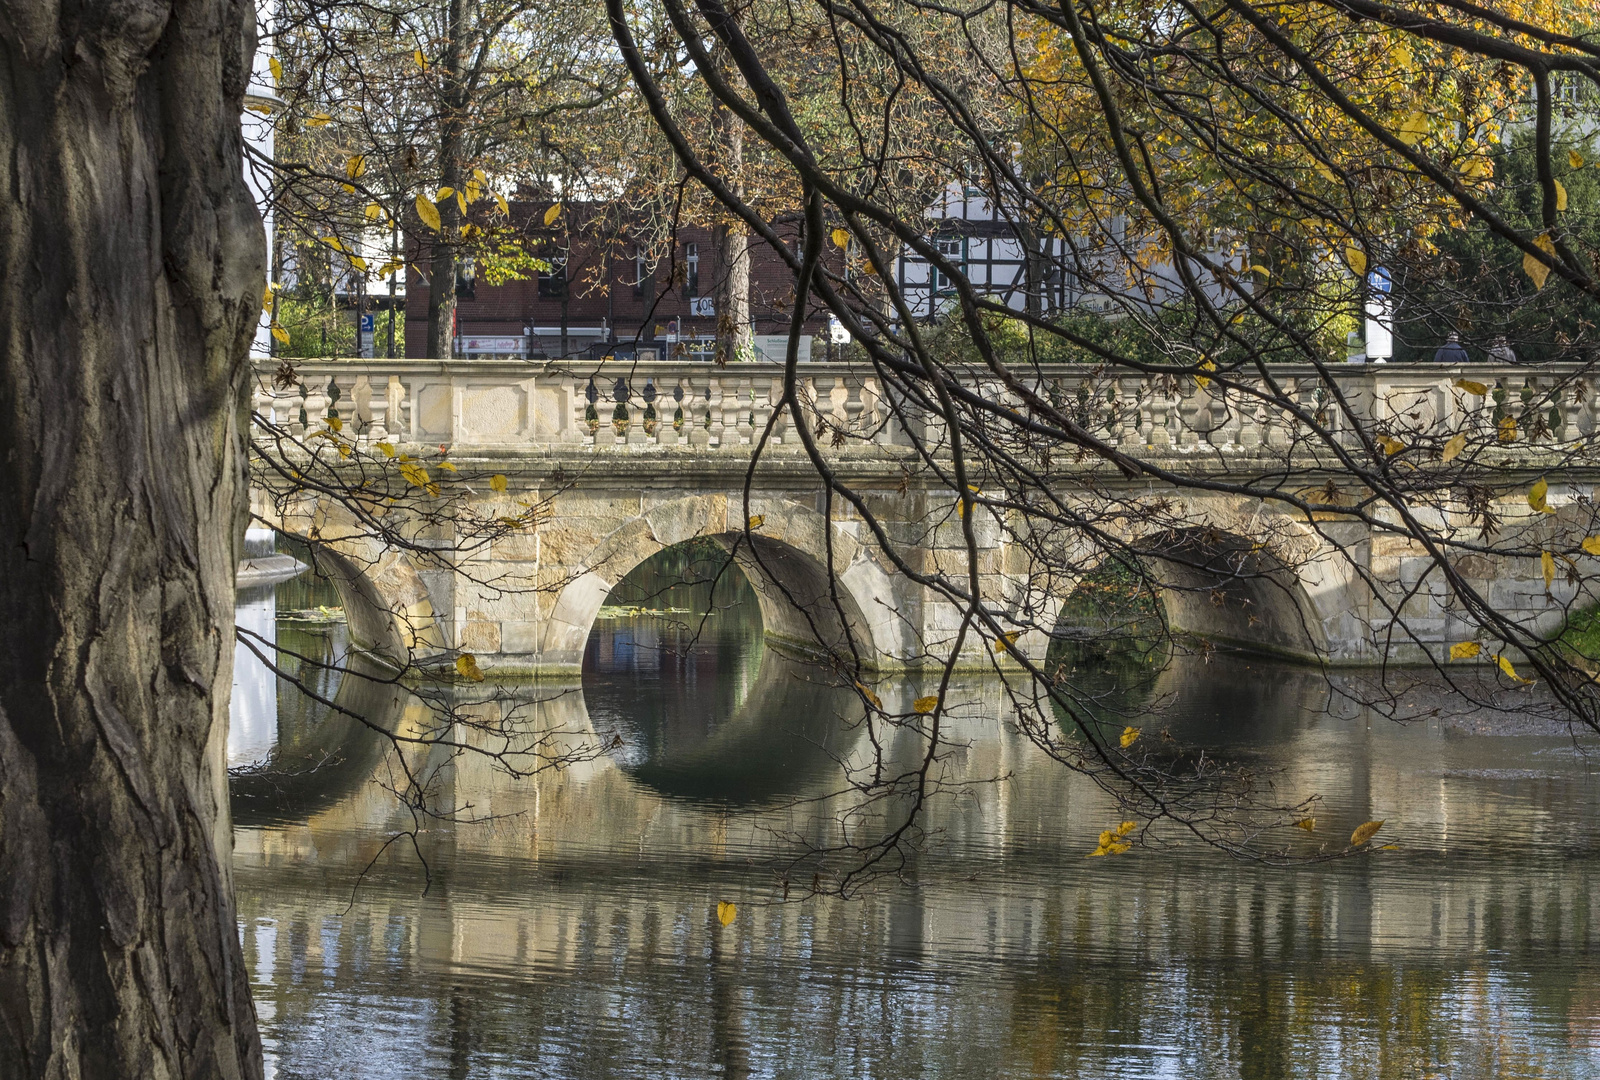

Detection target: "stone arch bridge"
[251, 358, 1600, 674]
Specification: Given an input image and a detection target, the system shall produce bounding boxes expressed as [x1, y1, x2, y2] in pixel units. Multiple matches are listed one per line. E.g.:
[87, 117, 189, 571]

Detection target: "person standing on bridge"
[1486, 335, 1518, 364]
[1433, 331, 1470, 364]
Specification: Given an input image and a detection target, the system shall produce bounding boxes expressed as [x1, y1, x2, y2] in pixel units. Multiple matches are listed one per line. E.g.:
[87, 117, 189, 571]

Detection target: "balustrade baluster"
[811, 374, 837, 443]
[301, 375, 329, 432]
[688, 375, 712, 448]
[578, 377, 598, 447]
[1176, 380, 1202, 450]
[1118, 376, 1143, 449]
[843, 374, 866, 443]
[750, 376, 774, 445]
[734, 376, 755, 445]
[367, 375, 390, 441]
[1563, 379, 1584, 442]
[706, 376, 726, 447]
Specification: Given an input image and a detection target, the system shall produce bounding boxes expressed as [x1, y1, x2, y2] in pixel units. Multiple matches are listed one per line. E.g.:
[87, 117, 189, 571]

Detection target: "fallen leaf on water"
[1120, 726, 1140, 748]
[1088, 821, 1138, 857]
[716, 902, 737, 927]
[1295, 818, 1316, 832]
[455, 654, 485, 682]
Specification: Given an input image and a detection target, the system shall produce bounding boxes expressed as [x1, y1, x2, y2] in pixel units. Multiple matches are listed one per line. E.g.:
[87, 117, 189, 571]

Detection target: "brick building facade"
[403, 202, 833, 361]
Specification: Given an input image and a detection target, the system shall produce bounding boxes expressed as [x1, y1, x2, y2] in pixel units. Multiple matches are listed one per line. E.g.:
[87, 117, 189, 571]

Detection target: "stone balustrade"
[251, 357, 1600, 455]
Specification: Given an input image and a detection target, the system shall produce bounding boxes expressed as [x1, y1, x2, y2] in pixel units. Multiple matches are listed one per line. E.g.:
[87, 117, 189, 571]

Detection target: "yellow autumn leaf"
[831, 228, 851, 249]
[436, 461, 458, 473]
[365, 202, 383, 222]
[1442, 432, 1467, 462]
[261, 285, 275, 309]
[1088, 821, 1137, 856]
[854, 681, 882, 710]
[1345, 245, 1367, 276]
[1315, 160, 1337, 183]
[1582, 536, 1600, 556]
[1397, 111, 1429, 146]
[1295, 818, 1316, 832]
[494, 191, 509, 216]
[1497, 653, 1533, 684]
[1556, 180, 1569, 212]
[398, 461, 430, 488]
[1120, 726, 1140, 748]
[455, 653, 485, 682]
[1498, 416, 1518, 443]
[543, 203, 562, 226]
[413, 48, 426, 70]
[1524, 232, 1556, 290]
[1449, 641, 1482, 660]
[993, 630, 1022, 654]
[346, 155, 366, 180]
[912, 695, 940, 714]
[268, 56, 283, 82]
[489, 473, 507, 492]
[1543, 550, 1556, 588]
[1454, 378, 1489, 396]
[1249, 264, 1271, 276]
[1378, 435, 1405, 457]
[455, 191, 467, 217]
[270, 325, 290, 344]
[1528, 477, 1554, 514]
[375, 442, 396, 458]
[716, 902, 737, 927]
[1350, 820, 1385, 846]
[415, 194, 441, 231]
[1572, 149, 1586, 169]
[747, 514, 765, 530]
[348, 255, 367, 273]
[306, 111, 332, 127]
[1195, 358, 1216, 389]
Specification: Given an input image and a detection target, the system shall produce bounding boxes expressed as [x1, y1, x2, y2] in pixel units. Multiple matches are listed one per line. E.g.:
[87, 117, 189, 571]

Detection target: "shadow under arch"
[581, 540, 862, 806]
[1140, 525, 1330, 662]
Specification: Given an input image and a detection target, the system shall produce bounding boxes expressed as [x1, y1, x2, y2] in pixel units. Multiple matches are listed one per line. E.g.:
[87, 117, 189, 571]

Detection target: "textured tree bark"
[0, 0, 266, 1075]
[711, 103, 751, 366]
[425, 0, 468, 360]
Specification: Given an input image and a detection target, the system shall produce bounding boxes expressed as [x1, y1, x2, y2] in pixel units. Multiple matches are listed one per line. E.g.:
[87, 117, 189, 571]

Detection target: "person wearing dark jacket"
[1433, 332, 1470, 364]
[1487, 335, 1518, 364]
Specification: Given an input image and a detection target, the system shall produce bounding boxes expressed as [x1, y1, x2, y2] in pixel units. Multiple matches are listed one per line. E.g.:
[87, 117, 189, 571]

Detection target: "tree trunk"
[711, 103, 751, 365]
[426, 0, 468, 360]
[0, 0, 266, 1076]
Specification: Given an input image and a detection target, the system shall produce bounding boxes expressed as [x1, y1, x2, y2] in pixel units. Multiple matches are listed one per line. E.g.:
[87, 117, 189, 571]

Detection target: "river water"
[231, 546, 1600, 1079]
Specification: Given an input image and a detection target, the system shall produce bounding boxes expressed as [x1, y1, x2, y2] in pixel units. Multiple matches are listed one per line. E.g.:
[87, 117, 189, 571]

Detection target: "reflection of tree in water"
[584, 539, 858, 806]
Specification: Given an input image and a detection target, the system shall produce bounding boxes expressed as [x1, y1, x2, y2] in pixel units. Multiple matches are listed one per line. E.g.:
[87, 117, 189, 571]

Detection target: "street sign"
[1368, 267, 1392, 294]
[359, 313, 375, 332]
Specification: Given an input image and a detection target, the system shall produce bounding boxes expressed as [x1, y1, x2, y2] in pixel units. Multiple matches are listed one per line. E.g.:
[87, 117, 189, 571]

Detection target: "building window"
[683, 243, 699, 299]
[633, 247, 652, 299]
[934, 236, 962, 291]
[539, 255, 566, 298]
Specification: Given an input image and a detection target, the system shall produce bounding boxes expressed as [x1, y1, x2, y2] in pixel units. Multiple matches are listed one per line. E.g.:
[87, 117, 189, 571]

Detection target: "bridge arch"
[542, 494, 905, 673]
[1044, 501, 1356, 664]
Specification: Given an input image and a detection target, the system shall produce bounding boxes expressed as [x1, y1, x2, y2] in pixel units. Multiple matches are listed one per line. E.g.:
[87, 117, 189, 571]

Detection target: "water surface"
[231, 549, 1600, 1079]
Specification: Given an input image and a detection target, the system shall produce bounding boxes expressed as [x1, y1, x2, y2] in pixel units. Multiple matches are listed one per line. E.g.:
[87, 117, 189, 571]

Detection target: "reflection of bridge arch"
[545, 495, 904, 672]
